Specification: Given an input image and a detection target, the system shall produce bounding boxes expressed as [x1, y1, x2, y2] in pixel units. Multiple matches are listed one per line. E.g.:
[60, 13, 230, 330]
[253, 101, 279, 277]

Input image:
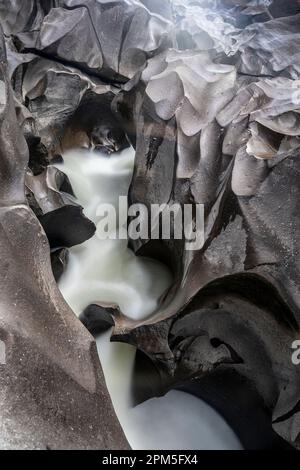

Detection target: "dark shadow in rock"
[26, 135, 49, 175]
[51, 248, 69, 283]
[39, 205, 95, 249]
[62, 91, 130, 154]
[131, 349, 294, 449]
[132, 349, 164, 406]
[80, 304, 116, 335]
[176, 371, 295, 451]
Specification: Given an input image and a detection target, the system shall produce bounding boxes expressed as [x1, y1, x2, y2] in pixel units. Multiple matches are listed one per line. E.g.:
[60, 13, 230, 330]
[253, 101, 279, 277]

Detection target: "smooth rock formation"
[112, 0, 300, 449]
[1, 0, 300, 450]
[0, 24, 128, 450]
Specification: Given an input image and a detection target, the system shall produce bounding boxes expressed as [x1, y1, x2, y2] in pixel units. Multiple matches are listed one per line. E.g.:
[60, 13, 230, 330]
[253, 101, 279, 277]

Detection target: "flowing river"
[56, 147, 242, 450]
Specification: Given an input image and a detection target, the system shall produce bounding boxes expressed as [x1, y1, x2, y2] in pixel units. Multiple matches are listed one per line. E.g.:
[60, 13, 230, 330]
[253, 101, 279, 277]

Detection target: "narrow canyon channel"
[56, 147, 242, 450]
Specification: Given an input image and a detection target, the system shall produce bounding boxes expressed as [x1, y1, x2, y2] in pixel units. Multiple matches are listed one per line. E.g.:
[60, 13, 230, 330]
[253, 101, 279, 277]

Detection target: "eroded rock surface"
[0, 23, 128, 450]
[111, 0, 300, 449]
[1, 0, 300, 450]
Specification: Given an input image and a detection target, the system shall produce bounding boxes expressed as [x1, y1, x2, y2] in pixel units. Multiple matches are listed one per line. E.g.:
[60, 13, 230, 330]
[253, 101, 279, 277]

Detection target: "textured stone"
[0, 27, 128, 449]
[1, 0, 300, 450]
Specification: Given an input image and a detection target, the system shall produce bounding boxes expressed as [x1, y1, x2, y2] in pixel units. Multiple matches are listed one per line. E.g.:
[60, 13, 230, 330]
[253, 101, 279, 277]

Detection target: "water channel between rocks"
[56, 147, 242, 450]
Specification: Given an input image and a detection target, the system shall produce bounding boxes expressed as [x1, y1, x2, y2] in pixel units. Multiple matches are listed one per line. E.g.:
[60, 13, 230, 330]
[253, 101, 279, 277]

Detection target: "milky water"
[56, 147, 242, 450]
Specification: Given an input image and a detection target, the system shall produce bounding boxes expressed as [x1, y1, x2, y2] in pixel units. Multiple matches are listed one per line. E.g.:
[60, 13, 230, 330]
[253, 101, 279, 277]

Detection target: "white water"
[56, 147, 242, 450]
